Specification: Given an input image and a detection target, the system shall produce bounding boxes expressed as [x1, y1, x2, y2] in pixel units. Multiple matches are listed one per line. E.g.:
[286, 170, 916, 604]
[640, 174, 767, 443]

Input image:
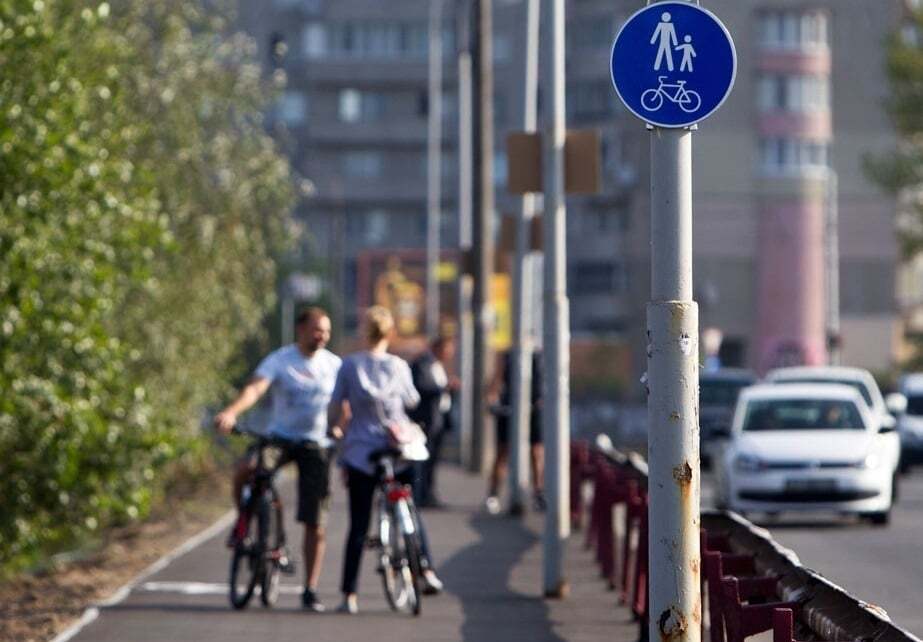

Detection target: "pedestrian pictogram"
[611, 2, 736, 128]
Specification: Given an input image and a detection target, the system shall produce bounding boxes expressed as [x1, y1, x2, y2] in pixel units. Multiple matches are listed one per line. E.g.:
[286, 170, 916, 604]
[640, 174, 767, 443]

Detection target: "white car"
[764, 366, 898, 430]
[716, 383, 899, 525]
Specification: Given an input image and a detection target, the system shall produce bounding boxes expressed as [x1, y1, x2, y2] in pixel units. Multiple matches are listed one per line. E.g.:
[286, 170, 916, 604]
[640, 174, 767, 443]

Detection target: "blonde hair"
[365, 305, 394, 344]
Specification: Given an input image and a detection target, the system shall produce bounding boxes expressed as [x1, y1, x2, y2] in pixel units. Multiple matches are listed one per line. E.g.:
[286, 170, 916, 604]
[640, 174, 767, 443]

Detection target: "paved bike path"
[64, 466, 637, 642]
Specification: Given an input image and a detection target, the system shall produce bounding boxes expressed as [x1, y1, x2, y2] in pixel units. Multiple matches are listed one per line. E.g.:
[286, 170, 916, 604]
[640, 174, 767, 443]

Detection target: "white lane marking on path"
[139, 581, 305, 596]
[50, 509, 236, 642]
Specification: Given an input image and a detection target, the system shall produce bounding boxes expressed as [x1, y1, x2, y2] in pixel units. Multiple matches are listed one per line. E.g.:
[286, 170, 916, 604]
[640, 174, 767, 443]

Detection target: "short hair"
[296, 306, 328, 326]
[365, 305, 394, 344]
[431, 334, 454, 351]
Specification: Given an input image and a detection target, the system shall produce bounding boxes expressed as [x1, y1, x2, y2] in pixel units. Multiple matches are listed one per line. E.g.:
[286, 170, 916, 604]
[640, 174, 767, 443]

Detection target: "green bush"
[0, 0, 295, 572]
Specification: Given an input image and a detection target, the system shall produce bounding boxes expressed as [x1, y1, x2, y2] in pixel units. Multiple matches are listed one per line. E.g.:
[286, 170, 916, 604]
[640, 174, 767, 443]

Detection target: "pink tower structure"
[754, 9, 832, 373]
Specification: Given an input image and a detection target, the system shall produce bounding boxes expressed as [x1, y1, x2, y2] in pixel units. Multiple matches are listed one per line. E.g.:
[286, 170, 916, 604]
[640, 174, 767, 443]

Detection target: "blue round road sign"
[611, 2, 736, 128]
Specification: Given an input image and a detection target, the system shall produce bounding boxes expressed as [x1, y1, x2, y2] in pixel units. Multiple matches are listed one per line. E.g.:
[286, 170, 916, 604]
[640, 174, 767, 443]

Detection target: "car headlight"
[854, 453, 880, 469]
[734, 453, 765, 473]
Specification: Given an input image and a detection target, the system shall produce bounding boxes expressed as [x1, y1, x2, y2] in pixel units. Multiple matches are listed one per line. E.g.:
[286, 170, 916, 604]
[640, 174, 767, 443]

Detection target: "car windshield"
[907, 394, 923, 417]
[742, 398, 865, 432]
[774, 377, 873, 407]
[700, 379, 751, 407]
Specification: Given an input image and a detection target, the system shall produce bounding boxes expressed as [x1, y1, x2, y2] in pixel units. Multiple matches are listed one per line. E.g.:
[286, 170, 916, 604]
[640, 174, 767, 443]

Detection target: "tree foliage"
[866, 10, 923, 258]
[0, 0, 295, 570]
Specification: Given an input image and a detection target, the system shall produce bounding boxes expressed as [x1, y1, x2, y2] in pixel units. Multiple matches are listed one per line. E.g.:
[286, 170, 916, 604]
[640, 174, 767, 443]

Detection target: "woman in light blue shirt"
[328, 306, 443, 614]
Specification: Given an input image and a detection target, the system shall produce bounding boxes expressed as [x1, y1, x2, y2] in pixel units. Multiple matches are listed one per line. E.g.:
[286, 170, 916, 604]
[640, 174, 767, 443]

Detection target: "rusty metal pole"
[647, 127, 701, 642]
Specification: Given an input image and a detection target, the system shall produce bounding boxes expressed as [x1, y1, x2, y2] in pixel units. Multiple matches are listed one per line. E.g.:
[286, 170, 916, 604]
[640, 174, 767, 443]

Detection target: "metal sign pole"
[611, 4, 734, 638]
[509, 0, 540, 515]
[647, 126, 700, 642]
[426, 0, 444, 339]
[542, 0, 570, 598]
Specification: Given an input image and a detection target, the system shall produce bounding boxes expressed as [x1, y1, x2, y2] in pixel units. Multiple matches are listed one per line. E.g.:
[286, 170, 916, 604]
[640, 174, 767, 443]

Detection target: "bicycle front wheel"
[259, 489, 283, 608]
[229, 512, 260, 610]
[402, 530, 423, 617]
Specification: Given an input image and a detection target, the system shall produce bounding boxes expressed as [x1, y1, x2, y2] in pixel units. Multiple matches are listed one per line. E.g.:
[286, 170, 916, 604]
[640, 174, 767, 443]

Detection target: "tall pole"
[647, 128, 701, 642]
[457, 0, 475, 469]
[826, 169, 841, 365]
[541, 0, 570, 597]
[471, 0, 495, 474]
[426, 0, 444, 338]
[509, 0, 540, 515]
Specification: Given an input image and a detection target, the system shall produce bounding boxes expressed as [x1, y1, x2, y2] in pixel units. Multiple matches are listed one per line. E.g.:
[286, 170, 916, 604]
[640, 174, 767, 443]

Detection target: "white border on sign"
[609, 1, 738, 129]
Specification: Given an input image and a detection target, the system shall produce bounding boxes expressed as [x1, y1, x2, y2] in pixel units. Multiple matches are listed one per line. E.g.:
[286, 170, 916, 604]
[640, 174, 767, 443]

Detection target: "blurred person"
[214, 307, 341, 612]
[484, 350, 545, 515]
[327, 306, 444, 615]
[410, 335, 460, 508]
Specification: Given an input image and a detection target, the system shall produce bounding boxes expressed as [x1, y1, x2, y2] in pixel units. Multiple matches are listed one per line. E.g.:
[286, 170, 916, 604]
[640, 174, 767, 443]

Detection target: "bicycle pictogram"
[640, 76, 702, 113]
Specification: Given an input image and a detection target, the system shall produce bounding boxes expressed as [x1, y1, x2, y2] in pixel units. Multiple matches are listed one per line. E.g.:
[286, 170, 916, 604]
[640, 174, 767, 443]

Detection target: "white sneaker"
[336, 595, 358, 614]
[485, 496, 501, 515]
[422, 569, 444, 595]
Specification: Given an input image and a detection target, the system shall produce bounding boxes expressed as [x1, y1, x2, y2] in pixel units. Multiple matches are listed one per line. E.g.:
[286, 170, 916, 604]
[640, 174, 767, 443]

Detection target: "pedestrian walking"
[214, 307, 340, 612]
[484, 350, 546, 514]
[410, 335, 460, 508]
[327, 306, 444, 614]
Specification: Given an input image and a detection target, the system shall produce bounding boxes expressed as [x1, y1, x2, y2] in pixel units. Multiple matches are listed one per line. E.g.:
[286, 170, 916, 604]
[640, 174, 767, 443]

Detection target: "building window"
[493, 34, 512, 63]
[493, 150, 508, 187]
[343, 150, 383, 178]
[756, 74, 829, 112]
[758, 10, 829, 51]
[319, 21, 428, 60]
[338, 89, 386, 123]
[302, 23, 326, 59]
[568, 81, 616, 121]
[759, 137, 828, 174]
[570, 16, 617, 50]
[572, 261, 630, 295]
[276, 91, 307, 125]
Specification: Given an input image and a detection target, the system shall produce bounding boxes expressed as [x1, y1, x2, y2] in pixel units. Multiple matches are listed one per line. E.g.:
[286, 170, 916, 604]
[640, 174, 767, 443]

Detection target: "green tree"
[0, 0, 296, 571]
[865, 8, 923, 366]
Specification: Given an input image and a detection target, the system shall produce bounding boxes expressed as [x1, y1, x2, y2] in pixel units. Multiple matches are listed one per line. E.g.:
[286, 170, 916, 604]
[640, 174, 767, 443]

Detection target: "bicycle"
[227, 427, 294, 610]
[368, 447, 427, 616]
[641, 76, 702, 114]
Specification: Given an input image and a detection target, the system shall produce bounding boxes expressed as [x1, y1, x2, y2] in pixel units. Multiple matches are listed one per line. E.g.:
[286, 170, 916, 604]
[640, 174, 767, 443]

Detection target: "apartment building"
[238, 0, 904, 391]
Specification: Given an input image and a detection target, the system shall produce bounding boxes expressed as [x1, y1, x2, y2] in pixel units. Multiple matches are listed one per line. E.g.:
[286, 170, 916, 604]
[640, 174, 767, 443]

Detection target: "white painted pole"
[826, 169, 840, 365]
[647, 127, 701, 642]
[509, 0, 540, 515]
[426, 0, 444, 338]
[541, 0, 570, 598]
[457, 2, 474, 469]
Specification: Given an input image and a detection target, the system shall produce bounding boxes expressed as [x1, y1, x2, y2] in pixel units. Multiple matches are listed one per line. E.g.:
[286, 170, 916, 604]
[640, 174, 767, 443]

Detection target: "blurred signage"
[356, 249, 511, 349]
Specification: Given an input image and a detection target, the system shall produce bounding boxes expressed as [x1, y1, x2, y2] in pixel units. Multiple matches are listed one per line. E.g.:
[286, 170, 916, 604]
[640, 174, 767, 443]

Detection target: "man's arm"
[214, 377, 271, 434]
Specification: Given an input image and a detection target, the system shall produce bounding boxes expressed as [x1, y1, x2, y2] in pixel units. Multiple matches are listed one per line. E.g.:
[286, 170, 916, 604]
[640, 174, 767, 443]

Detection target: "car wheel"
[866, 511, 890, 526]
[892, 472, 900, 504]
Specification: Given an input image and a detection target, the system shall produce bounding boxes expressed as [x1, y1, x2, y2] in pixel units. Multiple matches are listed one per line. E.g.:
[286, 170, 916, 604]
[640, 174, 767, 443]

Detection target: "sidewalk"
[64, 465, 639, 642]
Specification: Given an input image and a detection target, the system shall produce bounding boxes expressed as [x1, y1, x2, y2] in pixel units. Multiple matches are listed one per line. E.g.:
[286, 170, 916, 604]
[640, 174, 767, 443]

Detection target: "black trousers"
[341, 466, 434, 595]
[414, 424, 447, 505]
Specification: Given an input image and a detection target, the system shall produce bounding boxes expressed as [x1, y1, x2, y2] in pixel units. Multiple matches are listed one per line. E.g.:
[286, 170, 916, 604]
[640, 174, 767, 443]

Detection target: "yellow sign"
[491, 273, 512, 351]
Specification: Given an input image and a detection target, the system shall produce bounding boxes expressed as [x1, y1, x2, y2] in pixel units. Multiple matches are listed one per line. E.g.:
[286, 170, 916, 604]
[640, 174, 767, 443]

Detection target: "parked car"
[896, 373, 923, 470]
[715, 383, 899, 525]
[700, 369, 756, 465]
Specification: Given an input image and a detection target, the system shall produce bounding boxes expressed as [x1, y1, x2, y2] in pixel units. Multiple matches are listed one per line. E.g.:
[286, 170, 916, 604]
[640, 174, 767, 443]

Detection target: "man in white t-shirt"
[215, 307, 341, 612]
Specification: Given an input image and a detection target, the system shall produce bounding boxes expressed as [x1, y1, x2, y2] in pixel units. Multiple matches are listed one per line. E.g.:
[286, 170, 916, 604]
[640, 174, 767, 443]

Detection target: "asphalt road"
[703, 467, 923, 637]
[60, 465, 636, 642]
